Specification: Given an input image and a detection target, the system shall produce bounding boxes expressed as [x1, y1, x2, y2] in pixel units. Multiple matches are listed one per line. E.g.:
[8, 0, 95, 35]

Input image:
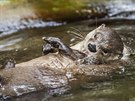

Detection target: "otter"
[42, 24, 123, 64]
[0, 24, 125, 98]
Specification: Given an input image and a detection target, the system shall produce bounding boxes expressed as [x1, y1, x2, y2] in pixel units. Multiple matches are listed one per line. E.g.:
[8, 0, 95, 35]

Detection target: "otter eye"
[101, 48, 111, 55]
[102, 48, 108, 54]
[94, 32, 102, 40]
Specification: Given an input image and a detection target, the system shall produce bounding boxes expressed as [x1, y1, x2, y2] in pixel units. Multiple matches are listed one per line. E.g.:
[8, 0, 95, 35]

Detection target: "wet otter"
[42, 24, 124, 64]
[0, 24, 125, 98]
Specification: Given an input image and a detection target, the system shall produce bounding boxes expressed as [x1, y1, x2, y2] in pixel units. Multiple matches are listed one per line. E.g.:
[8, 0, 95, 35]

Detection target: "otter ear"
[42, 37, 48, 41]
[98, 24, 106, 29]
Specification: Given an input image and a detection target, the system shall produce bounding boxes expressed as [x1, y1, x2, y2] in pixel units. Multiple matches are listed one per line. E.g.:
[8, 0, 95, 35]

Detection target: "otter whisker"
[70, 38, 82, 47]
[67, 27, 85, 47]
[70, 27, 85, 39]
[67, 30, 83, 40]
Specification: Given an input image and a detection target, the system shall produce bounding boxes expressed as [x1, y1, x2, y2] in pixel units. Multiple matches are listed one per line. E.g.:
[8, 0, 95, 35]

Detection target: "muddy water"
[0, 0, 135, 101]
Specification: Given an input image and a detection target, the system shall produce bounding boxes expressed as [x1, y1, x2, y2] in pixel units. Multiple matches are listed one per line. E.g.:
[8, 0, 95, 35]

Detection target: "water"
[0, 0, 135, 101]
[1, 20, 134, 101]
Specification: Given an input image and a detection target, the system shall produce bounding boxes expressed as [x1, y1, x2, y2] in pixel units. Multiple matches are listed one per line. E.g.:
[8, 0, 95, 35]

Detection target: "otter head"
[81, 24, 124, 63]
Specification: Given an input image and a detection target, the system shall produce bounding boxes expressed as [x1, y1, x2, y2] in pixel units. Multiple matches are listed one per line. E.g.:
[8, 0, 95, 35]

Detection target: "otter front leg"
[42, 37, 77, 60]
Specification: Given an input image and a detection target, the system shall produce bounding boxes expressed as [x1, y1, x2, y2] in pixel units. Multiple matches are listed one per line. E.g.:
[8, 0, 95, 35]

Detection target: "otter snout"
[88, 43, 97, 53]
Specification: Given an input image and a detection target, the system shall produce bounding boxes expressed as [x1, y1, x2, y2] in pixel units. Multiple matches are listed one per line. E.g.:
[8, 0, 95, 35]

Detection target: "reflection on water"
[106, 0, 135, 18]
[0, 37, 22, 51]
[50, 72, 135, 101]
[0, 0, 135, 101]
[0, 18, 64, 38]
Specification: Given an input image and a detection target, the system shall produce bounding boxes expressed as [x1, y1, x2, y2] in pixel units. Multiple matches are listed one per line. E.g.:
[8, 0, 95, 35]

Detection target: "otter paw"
[1, 58, 16, 69]
[42, 43, 56, 55]
[42, 37, 77, 59]
[42, 37, 61, 55]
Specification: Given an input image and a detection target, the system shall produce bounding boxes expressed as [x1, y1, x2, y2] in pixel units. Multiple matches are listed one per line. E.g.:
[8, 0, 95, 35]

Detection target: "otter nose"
[88, 43, 97, 52]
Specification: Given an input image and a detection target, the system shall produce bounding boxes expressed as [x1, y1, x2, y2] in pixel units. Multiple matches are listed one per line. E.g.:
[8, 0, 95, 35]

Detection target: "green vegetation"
[0, 0, 90, 21]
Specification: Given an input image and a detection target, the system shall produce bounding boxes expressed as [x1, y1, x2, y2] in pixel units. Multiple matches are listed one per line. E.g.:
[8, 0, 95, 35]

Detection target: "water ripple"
[0, 19, 64, 38]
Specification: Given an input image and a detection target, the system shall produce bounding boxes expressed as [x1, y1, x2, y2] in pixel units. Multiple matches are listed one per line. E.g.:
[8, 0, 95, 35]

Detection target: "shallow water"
[0, 0, 135, 101]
